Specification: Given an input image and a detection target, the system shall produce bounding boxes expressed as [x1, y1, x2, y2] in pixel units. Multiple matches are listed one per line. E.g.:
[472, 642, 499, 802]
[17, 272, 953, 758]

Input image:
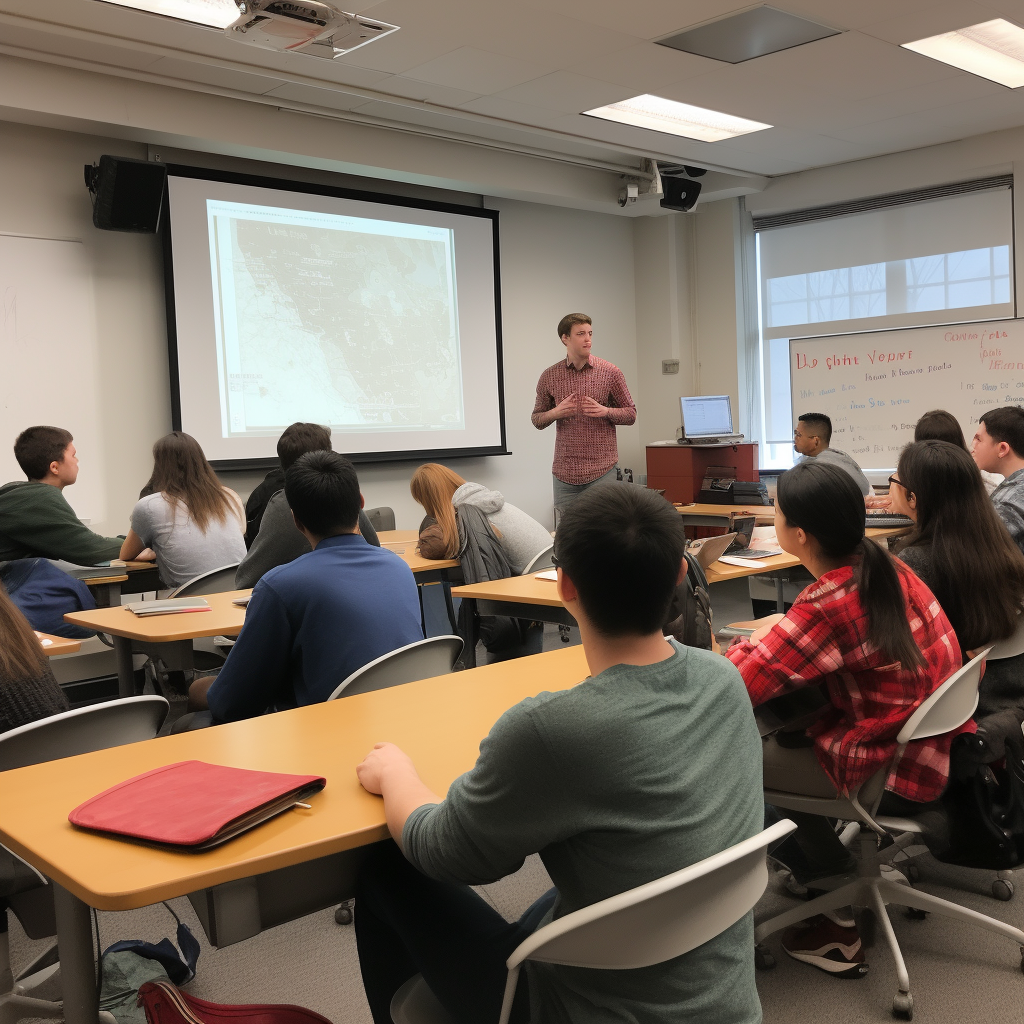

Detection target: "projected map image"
[207, 200, 463, 435]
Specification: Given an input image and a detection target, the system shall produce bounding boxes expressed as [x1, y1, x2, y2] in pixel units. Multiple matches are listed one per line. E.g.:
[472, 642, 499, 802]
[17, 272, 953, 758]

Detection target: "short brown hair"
[277, 422, 332, 470]
[980, 406, 1024, 458]
[557, 313, 592, 340]
[14, 426, 73, 480]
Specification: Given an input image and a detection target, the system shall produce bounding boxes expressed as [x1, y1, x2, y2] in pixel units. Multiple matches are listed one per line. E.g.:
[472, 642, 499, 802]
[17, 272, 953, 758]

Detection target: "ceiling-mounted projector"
[226, 1, 398, 58]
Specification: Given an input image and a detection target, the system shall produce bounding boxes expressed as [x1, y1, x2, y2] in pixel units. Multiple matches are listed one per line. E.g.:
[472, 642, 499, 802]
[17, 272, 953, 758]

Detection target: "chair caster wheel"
[335, 902, 353, 925]
[754, 944, 775, 970]
[906, 907, 927, 920]
[992, 879, 1014, 901]
[892, 991, 913, 1020]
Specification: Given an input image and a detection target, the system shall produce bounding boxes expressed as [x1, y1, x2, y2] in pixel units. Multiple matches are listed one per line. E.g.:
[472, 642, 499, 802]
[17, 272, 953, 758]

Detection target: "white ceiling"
[4, 0, 1024, 178]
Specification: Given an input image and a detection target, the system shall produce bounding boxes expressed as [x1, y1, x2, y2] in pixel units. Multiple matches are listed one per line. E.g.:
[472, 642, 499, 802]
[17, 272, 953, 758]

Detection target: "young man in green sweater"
[0, 425, 122, 564]
[354, 485, 764, 1024]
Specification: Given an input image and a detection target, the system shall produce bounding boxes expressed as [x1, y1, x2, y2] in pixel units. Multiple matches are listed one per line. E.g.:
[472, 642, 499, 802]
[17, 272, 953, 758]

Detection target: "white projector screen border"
[162, 165, 507, 470]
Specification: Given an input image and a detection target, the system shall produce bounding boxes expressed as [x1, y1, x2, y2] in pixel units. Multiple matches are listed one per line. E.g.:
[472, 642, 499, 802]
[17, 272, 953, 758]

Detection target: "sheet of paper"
[717, 555, 769, 568]
[534, 569, 558, 580]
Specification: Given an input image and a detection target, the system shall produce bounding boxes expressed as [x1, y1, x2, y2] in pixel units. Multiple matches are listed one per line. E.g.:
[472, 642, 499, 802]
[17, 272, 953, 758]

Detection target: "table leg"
[52, 883, 98, 1024]
[775, 578, 785, 614]
[417, 585, 427, 637]
[442, 581, 458, 633]
[113, 634, 135, 698]
[462, 598, 478, 669]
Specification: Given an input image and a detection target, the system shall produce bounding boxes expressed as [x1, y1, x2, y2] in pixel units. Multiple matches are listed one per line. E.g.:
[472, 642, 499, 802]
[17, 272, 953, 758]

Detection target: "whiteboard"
[0, 235, 105, 523]
[790, 317, 1024, 472]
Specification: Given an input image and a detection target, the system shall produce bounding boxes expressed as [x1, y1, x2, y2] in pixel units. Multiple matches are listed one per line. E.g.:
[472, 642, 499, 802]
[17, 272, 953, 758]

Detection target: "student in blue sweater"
[353, 486, 764, 1024]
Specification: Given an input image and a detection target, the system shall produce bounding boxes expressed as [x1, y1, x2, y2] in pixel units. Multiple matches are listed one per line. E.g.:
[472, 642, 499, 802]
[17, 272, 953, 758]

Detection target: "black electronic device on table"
[865, 513, 915, 529]
[697, 480, 771, 506]
[722, 515, 783, 560]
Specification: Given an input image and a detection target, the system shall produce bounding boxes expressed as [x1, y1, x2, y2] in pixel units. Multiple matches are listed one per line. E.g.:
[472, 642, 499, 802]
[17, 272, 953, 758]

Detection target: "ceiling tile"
[780, 0, 963, 32]
[582, 42, 721, 90]
[264, 82, 374, 112]
[455, 94, 570, 130]
[146, 56, 282, 94]
[0, 20, 165, 70]
[402, 47, 550, 94]
[494, 71, 631, 114]
[515, 0, 751, 39]
[373, 74, 480, 106]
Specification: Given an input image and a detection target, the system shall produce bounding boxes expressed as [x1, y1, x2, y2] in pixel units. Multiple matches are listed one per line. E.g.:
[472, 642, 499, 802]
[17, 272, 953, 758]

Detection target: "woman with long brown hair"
[410, 463, 551, 574]
[120, 432, 246, 588]
[0, 584, 68, 733]
[892, 439, 1024, 717]
[914, 409, 1002, 494]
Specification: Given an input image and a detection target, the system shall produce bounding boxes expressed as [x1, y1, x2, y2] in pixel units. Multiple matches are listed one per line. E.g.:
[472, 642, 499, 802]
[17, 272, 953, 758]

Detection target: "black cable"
[93, 908, 102, 988]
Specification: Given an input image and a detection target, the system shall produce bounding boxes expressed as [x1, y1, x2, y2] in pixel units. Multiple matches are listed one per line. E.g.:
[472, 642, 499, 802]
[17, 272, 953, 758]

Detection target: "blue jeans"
[552, 465, 619, 513]
[354, 840, 555, 1024]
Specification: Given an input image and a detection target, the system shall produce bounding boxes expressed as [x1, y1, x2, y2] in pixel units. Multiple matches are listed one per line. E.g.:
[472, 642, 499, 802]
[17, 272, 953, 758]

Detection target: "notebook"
[124, 598, 211, 617]
[69, 761, 327, 850]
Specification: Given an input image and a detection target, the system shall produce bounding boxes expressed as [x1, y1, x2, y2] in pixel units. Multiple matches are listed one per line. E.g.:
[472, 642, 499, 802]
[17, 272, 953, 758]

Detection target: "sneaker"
[781, 915, 869, 978]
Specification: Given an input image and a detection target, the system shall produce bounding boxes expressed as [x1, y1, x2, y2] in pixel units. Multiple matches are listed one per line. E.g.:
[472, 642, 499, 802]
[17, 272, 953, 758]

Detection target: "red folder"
[69, 761, 326, 850]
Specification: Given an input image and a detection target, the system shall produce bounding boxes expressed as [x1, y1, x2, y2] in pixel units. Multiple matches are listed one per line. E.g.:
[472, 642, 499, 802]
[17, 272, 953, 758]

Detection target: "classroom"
[2, 3, 1024, 1024]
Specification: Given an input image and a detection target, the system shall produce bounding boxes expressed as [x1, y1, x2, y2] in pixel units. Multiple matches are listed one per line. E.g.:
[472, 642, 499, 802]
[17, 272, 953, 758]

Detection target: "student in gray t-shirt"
[353, 486, 764, 1024]
[794, 412, 871, 496]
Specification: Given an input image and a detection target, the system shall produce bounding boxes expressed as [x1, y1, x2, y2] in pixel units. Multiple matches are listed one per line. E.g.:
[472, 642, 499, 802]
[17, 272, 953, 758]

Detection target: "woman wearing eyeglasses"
[891, 439, 1024, 719]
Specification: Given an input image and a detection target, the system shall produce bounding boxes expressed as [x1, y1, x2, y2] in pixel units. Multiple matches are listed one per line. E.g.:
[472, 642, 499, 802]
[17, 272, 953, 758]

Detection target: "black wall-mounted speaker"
[660, 176, 702, 213]
[84, 156, 167, 233]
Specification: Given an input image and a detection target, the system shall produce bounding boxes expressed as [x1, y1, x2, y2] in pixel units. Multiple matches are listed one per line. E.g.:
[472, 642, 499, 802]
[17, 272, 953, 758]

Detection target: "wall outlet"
[662, 359, 680, 374]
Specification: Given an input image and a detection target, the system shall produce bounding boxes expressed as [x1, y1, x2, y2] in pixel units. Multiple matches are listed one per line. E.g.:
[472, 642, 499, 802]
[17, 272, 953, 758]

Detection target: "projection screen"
[163, 168, 506, 468]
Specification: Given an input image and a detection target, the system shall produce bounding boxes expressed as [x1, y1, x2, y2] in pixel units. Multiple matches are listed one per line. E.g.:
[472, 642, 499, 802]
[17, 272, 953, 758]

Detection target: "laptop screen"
[681, 395, 733, 438]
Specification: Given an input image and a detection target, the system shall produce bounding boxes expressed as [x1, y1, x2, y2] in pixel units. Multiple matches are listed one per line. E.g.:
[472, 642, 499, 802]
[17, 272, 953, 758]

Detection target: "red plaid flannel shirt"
[532, 355, 636, 485]
[727, 564, 971, 802]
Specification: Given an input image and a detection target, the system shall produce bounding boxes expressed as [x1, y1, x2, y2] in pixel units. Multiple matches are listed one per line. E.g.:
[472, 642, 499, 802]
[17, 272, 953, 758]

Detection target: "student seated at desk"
[891, 440, 1024, 719]
[0, 426, 120, 635]
[411, 463, 551, 573]
[915, 409, 1001, 495]
[0, 585, 68, 734]
[236, 422, 379, 590]
[119, 432, 246, 590]
[971, 406, 1024, 554]
[727, 460, 965, 978]
[793, 412, 871, 496]
[353, 486, 764, 1024]
[189, 451, 421, 721]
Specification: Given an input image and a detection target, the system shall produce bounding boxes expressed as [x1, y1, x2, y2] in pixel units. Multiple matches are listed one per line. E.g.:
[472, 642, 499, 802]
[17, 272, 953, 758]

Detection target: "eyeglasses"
[550, 553, 561, 568]
[888, 475, 908, 491]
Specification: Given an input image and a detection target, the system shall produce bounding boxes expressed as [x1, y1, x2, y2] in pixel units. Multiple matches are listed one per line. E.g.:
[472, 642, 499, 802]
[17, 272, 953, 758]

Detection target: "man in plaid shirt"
[532, 313, 636, 513]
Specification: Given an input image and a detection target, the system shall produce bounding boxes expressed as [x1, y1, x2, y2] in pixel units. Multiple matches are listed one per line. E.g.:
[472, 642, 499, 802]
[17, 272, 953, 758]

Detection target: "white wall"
[0, 117, 647, 536]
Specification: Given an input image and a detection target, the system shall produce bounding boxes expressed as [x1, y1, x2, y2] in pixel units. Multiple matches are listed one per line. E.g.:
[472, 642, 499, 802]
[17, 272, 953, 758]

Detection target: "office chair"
[365, 507, 397, 533]
[390, 820, 798, 1024]
[167, 564, 241, 597]
[521, 544, 554, 575]
[755, 648, 1024, 1019]
[327, 636, 464, 700]
[0, 697, 168, 1023]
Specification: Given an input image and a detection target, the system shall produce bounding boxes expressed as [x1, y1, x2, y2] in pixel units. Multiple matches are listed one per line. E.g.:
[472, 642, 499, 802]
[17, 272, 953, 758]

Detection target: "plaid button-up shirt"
[532, 355, 636, 485]
[728, 563, 969, 802]
[992, 467, 1024, 554]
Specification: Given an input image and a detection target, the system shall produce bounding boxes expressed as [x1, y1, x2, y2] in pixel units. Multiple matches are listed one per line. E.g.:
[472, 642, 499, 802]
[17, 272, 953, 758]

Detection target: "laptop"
[720, 516, 783, 560]
[679, 395, 745, 444]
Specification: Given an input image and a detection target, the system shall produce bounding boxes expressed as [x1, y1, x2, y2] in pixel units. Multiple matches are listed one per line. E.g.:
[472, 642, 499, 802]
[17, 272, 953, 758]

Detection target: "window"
[751, 183, 1014, 469]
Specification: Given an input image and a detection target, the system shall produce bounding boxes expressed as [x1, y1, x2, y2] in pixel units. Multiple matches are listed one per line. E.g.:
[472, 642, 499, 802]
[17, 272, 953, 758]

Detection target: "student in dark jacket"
[0, 584, 68, 735]
[236, 423, 379, 589]
[892, 439, 1024, 718]
[0, 426, 121, 564]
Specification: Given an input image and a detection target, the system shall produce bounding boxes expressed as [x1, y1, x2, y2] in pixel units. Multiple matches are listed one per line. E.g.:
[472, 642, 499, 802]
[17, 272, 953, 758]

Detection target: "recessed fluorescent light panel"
[95, 0, 240, 29]
[902, 19, 1024, 88]
[584, 94, 771, 143]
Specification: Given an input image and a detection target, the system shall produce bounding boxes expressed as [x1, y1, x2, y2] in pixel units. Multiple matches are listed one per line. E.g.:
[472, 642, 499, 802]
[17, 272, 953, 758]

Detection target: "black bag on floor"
[662, 550, 713, 651]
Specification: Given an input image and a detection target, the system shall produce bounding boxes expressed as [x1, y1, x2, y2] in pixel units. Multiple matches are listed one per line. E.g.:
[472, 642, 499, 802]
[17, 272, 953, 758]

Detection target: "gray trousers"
[552, 465, 619, 514]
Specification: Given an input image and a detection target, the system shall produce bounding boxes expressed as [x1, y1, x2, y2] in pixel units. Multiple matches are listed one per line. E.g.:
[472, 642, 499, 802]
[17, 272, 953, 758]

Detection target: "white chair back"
[327, 636, 464, 700]
[507, 819, 796, 974]
[0, 695, 168, 772]
[522, 544, 555, 575]
[168, 564, 240, 597]
[896, 647, 991, 745]
[987, 610, 1024, 660]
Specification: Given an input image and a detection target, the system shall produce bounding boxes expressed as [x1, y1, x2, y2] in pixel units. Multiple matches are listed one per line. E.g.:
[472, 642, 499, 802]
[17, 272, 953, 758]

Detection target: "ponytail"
[778, 460, 924, 671]
[856, 537, 924, 670]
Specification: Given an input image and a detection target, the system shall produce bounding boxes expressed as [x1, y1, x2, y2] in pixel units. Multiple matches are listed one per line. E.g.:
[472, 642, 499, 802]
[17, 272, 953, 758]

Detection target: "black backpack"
[663, 550, 713, 651]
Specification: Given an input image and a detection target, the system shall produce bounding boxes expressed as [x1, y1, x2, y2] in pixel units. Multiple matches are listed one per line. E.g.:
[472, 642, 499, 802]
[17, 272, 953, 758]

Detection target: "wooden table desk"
[378, 530, 460, 631]
[64, 590, 251, 698]
[0, 645, 590, 1024]
[35, 632, 82, 657]
[674, 503, 776, 527]
[83, 572, 129, 608]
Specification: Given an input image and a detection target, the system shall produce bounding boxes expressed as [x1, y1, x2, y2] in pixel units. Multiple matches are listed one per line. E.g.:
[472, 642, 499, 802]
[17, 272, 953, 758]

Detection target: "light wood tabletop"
[82, 573, 129, 587]
[0, 644, 590, 911]
[35, 632, 82, 657]
[377, 530, 459, 573]
[674, 502, 776, 524]
[64, 589, 252, 643]
[450, 574, 562, 607]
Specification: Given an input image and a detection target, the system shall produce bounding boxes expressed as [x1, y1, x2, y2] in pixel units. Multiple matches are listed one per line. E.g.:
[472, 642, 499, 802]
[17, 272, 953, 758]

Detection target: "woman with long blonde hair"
[120, 432, 246, 588]
[0, 585, 68, 733]
[411, 464, 551, 574]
